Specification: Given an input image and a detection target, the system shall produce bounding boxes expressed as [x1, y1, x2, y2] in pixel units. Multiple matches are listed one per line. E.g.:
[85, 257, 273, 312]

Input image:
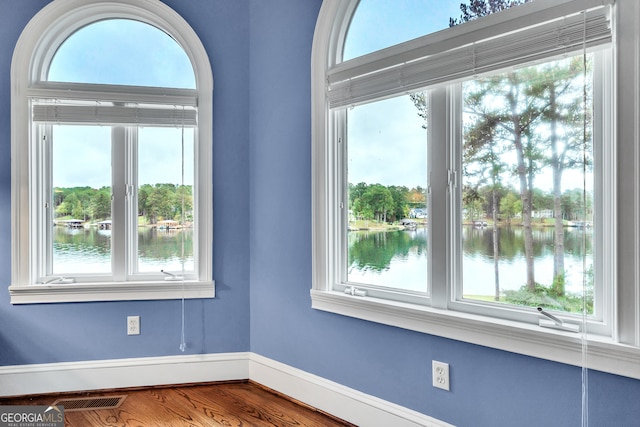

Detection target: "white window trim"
[311, 0, 640, 380]
[10, 0, 214, 304]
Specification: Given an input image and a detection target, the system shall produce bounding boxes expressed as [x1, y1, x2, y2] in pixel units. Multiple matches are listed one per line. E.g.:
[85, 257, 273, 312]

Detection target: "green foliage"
[137, 183, 193, 224]
[54, 184, 193, 224]
[89, 190, 111, 220]
[406, 186, 427, 208]
[361, 184, 394, 223]
[460, 184, 593, 224]
[71, 198, 84, 220]
[502, 273, 593, 314]
[408, 91, 428, 130]
[498, 191, 521, 223]
[562, 188, 593, 221]
[352, 179, 587, 225]
[350, 182, 423, 224]
[551, 273, 565, 297]
[450, 0, 531, 27]
[349, 230, 427, 272]
[465, 199, 484, 221]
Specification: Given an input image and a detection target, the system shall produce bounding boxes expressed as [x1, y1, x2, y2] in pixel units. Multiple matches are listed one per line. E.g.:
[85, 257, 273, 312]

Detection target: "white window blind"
[327, 0, 612, 109]
[33, 103, 197, 127]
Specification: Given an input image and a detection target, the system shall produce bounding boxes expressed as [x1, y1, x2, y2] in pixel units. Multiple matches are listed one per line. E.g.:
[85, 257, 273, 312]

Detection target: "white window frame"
[311, 0, 640, 380]
[10, 0, 214, 304]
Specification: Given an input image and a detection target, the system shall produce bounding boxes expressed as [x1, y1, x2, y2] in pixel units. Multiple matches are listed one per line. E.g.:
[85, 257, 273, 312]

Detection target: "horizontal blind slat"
[328, 6, 611, 109]
[33, 104, 197, 126]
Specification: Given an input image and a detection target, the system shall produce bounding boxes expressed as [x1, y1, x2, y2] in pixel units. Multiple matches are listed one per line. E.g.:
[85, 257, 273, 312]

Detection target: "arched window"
[10, 0, 213, 303]
[48, 19, 196, 88]
[310, 0, 635, 377]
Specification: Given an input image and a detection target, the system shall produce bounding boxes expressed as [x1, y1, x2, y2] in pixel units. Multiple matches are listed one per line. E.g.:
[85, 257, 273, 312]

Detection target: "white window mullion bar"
[593, 48, 616, 337]
[37, 124, 53, 282]
[111, 126, 127, 282]
[429, 87, 449, 309]
[336, 109, 348, 289]
[448, 84, 463, 308]
[126, 127, 139, 277]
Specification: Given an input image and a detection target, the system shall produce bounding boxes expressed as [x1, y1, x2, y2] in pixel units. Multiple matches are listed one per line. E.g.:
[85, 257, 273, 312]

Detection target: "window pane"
[137, 127, 195, 273]
[346, 93, 428, 293]
[343, 0, 533, 61]
[460, 54, 594, 314]
[48, 19, 195, 89]
[52, 125, 112, 274]
[344, 0, 460, 60]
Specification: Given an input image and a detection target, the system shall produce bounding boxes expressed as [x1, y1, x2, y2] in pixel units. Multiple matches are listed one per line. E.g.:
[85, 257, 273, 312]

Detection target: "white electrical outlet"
[127, 316, 140, 335]
[432, 360, 450, 391]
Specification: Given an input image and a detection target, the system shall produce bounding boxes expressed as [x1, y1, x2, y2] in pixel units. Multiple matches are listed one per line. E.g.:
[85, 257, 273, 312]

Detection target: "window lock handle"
[161, 269, 184, 281]
[537, 307, 580, 333]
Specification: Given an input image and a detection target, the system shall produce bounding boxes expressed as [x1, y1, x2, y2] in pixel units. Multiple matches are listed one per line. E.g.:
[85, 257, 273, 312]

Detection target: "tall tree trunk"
[526, 137, 536, 291]
[515, 134, 536, 291]
[522, 189, 535, 290]
[508, 87, 536, 291]
[549, 87, 565, 295]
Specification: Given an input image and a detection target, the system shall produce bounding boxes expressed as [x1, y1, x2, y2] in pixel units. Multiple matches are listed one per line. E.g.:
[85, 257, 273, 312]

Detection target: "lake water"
[54, 224, 592, 297]
[52, 226, 194, 274]
[347, 225, 592, 297]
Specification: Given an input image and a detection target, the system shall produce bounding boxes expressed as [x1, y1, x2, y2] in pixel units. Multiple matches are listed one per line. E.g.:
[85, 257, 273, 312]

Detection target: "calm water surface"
[55, 224, 591, 297]
[347, 225, 592, 296]
[53, 226, 193, 274]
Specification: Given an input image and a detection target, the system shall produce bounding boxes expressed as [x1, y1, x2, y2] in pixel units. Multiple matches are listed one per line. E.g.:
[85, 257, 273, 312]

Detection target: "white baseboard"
[0, 352, 453, 427]
[249, 353, 454, 427]
[0, 352, 250, 397]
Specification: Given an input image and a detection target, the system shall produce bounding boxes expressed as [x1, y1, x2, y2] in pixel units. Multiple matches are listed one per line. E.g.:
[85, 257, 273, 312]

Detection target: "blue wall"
[1, 1, 639, 426]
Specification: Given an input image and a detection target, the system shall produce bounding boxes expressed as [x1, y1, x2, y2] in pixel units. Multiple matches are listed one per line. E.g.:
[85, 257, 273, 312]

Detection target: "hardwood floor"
[0, 381, 356, 427]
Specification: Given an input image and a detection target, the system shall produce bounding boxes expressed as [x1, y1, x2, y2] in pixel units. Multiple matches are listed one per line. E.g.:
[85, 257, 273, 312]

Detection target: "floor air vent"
[52, 395, 127, 412]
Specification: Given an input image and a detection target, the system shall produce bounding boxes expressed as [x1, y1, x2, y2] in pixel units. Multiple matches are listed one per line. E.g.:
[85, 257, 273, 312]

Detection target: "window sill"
[310, 290, 640, 380]
[9, 280, 215, 304]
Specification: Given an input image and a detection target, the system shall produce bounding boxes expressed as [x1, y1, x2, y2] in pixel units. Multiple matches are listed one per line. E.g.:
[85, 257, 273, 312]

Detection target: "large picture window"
[10, 0, 213, 303]
[458, 54, 598, 312]
[311, 0, 639, 378]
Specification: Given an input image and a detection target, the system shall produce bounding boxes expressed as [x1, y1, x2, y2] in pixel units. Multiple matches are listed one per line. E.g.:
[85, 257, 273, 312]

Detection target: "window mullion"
[39, 124, 54, 282]
[336, 109, 348, 289]
[591, 50, 609, 331]
[127, 127, 139, 277]
[448, 84, 463, 309]
[593, 49, 616, 338]
[429, 87, 450, 309]
[111, 126, 127, 281]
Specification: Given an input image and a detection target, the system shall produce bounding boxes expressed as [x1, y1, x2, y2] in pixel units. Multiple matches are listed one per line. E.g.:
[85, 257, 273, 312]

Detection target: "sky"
[48, 19, 194, 88]
[344, 1, 461, 189]
[48, 19, 195, 189]
[348, 94, 427, 189]
[343, 0, 462, 61]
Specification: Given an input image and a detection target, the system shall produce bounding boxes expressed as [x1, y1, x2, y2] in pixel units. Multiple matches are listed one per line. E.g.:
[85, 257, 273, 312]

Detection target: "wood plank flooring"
[0, 381, 356, 427]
